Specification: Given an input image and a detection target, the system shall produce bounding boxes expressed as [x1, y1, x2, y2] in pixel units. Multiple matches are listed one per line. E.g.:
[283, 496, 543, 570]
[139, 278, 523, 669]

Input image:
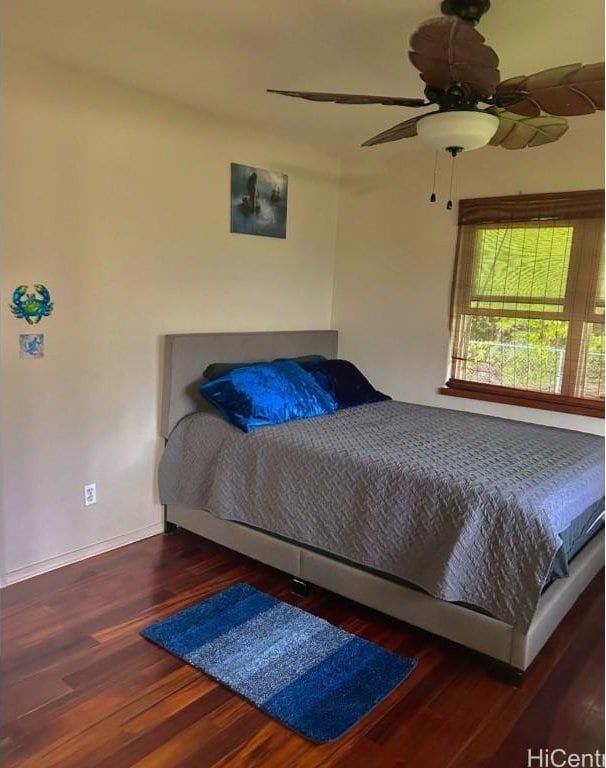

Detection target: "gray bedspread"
[159, 401, 604, 630]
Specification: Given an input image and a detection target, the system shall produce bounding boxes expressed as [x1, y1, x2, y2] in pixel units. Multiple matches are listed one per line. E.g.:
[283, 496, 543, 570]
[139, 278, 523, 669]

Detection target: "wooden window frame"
[442, 191, 605, 418]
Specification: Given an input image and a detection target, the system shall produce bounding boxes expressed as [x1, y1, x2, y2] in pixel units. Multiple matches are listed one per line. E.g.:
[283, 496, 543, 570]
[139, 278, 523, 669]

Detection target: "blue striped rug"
[141, 583, 416, 742]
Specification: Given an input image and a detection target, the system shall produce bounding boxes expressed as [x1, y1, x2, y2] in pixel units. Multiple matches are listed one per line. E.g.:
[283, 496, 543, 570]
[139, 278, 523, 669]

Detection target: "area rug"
[141, 582, 416, 742]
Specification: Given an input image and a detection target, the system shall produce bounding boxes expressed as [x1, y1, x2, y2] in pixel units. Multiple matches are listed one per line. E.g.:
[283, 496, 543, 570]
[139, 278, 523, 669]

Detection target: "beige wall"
[0, 49, 340, 582]
[2, 48, 603, 584]
[332, 118, 605, 436]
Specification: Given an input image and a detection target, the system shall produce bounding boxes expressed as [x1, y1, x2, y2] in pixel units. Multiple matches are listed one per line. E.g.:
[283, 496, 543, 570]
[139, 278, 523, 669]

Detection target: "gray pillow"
[203, 355, 326, 381]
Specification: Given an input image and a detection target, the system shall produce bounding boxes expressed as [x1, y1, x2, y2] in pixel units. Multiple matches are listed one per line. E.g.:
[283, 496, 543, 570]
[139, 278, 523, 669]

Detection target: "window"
[443, 190, 604, 417]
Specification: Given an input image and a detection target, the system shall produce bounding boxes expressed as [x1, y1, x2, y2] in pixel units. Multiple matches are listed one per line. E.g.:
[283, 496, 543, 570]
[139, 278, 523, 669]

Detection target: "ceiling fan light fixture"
[416, 110, 499, 152]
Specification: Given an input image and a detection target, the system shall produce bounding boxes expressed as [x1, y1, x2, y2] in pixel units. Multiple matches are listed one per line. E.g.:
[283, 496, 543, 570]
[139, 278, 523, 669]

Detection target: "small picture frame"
[20, 333, 45, 359]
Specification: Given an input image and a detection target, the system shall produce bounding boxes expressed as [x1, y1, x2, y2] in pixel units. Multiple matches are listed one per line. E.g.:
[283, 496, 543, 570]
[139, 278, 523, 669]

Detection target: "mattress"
[548, 497, 604, 581]
[159, 401, 604, 630]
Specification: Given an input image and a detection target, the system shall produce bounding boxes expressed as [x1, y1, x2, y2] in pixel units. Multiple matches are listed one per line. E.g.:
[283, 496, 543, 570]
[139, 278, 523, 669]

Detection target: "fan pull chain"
[446, 150, 457, 210]
[429, 151, 439, 203]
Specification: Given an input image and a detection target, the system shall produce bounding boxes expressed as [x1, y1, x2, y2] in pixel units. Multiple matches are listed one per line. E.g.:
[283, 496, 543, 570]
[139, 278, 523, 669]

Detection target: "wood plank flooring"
[1, 531, 603, 767]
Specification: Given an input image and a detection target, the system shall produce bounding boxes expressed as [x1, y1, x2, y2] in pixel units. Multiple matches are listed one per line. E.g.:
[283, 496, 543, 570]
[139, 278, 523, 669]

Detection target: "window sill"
[439, 380, 605, 418]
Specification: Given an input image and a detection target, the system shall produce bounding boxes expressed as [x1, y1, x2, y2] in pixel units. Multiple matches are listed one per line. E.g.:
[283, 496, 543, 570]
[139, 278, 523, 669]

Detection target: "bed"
[159, 330, 605, 682]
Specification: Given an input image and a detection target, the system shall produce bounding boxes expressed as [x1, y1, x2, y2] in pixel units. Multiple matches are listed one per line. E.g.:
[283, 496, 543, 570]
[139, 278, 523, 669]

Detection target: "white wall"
[0, 49, 340, 583]
[332, 117, 604, 435]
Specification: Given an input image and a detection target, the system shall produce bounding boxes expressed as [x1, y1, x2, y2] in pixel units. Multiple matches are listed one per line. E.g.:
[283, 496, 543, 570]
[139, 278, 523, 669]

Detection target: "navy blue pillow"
[200, 360, 338, 433]
[299, 359, 391, 409]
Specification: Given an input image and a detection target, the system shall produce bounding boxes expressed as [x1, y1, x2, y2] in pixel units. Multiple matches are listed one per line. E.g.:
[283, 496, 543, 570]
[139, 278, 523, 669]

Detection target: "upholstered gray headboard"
[160, 330, 338, 437]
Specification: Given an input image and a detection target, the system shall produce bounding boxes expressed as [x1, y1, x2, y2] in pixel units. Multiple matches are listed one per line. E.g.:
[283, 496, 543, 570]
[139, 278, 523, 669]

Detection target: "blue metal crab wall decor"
[10, 284, 54, 324]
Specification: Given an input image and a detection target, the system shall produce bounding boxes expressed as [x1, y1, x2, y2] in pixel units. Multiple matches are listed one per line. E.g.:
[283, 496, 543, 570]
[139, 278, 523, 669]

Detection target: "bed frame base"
[166, 504, 604, 677]
[291, 577, 310, 596]
[490, 662, 526, 687]
[163, 511, 178, 535]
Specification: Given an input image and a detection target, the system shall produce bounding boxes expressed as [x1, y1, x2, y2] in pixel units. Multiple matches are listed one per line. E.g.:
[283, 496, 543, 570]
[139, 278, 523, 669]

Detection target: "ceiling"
[3, 0, 605, 154]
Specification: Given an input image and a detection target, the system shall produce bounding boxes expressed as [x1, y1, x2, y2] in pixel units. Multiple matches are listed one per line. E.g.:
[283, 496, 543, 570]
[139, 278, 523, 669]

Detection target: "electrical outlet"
[84, 483, 97, 506]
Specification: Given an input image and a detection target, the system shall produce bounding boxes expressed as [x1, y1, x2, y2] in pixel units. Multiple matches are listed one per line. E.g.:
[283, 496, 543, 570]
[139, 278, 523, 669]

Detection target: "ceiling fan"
[268, 0, 604, 155]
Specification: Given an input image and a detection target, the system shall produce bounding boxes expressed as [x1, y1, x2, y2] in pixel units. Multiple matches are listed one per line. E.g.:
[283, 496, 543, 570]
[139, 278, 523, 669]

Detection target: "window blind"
[446, 190, 604, 416]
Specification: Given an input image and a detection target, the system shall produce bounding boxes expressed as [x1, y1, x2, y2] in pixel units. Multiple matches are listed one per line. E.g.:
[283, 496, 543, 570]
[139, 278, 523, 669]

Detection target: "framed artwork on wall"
[10, 284, 54, 324]
[20, 334, 45, 359]
[230, 163, 288, 239]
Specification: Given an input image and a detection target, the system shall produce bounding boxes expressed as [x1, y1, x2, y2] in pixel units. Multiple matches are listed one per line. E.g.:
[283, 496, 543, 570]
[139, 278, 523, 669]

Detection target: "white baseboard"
[0, 522, 165, 587]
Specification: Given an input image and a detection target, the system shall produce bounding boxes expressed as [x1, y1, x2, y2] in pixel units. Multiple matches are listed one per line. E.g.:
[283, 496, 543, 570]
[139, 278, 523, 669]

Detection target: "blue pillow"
[200, 360, 338, 433]
[298, 359, 391, 409]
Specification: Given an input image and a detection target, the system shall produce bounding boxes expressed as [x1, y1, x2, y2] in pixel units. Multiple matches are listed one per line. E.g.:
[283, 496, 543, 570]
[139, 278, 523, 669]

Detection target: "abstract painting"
[230, 163, 288, 239]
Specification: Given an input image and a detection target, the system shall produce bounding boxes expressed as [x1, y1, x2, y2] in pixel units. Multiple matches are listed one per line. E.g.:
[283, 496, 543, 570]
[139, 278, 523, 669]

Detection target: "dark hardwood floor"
[1, 531, 603, 767]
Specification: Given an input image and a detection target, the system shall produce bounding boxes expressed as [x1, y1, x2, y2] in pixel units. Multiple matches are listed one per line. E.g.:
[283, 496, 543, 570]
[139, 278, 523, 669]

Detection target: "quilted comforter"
[159, 401, 604, 630]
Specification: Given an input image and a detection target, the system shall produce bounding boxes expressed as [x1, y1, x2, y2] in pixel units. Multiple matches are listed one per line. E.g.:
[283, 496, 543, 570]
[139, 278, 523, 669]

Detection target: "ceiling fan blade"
[497, 63, 605, 117]
[409, 17, 500, 97]
[267, 90, 426, 107]
[492, 90, 530, 109]
[361, 115, 423, 147]
[486, 108, 569, 149]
